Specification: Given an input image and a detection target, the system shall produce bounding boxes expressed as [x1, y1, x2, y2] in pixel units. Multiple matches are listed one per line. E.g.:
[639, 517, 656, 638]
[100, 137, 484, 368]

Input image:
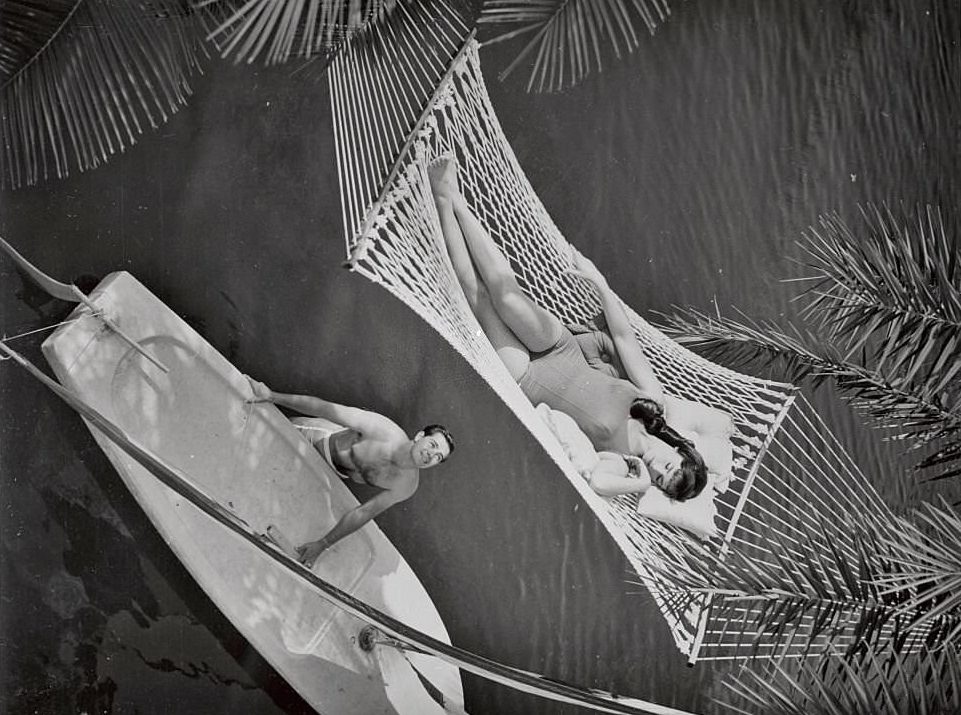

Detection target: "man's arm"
[248, 378, 394, 435]
[296, 486, 413, 567]
[566, 252, 664, 405]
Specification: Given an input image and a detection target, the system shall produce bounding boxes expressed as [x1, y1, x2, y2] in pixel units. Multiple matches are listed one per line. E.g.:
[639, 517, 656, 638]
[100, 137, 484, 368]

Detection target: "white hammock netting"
[329, 1, 912, 663]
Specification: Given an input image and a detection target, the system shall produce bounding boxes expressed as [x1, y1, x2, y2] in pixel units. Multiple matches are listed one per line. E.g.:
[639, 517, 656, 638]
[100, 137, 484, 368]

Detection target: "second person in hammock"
[428, 156, 733, 503]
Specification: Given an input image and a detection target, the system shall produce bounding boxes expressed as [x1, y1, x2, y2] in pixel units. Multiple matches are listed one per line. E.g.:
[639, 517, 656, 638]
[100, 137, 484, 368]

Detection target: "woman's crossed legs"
[428, 157, 563, 380]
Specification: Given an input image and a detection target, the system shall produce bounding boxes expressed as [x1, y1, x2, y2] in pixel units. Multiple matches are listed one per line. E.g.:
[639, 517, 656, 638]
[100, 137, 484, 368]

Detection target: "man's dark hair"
[421, 424, 455, 459]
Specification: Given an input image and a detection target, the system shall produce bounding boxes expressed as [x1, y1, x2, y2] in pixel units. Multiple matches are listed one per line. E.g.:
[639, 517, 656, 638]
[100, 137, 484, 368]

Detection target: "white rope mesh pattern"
[330, 13, 911, 662]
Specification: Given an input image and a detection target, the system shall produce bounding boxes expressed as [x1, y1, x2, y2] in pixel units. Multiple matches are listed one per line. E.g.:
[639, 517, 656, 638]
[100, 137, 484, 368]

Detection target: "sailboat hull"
[41, 271, 462, 714]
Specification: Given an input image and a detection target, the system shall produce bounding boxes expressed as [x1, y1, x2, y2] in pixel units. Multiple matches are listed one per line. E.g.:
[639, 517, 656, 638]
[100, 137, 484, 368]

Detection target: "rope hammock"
[328, 0, 909, 663]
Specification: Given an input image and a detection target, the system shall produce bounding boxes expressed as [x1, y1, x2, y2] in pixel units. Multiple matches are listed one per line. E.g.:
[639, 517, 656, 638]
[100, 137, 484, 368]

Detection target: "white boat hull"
[42, 271, 463, 715]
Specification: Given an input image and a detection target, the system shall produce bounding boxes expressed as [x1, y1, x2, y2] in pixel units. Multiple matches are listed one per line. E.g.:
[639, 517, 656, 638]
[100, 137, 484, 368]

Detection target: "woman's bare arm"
[566, 252, 664, 405]
[587, 452, 653, 497]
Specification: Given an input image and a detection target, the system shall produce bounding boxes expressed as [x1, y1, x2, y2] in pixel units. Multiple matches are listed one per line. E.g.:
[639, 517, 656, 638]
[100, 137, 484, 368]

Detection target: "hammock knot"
[454, 42, 475, 77]
[757, 409, 779, 424]
[385, 186, 406, 206]
[417, 115, 439, 143]
[435, 82, 457, 111]
[401, 161, 423, 192]
[346, 235, 374, 266]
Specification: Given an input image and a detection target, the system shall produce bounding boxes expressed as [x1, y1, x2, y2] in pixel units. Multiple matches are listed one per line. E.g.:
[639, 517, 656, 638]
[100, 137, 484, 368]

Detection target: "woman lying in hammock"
[429, 157, 733, 502]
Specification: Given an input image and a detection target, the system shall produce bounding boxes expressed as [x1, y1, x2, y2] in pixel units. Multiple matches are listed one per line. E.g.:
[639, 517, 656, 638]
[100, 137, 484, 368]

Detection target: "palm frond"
[874, 498, 961, 643]
[830, 369, 960, 444]
[0, 0, 214, 189]
[0, 1, 72, 79]
[201, 0, 400, 65]
[660, 204, 961, 481]
[643, 510, 954, 662]
[919, 441, 961, 483]
[656, 306, 841, 384]
[479, 0, 672, 92]
[717, 643, 961, 715]
[799, 204, 961, 405]
[658, 307, 961, 441]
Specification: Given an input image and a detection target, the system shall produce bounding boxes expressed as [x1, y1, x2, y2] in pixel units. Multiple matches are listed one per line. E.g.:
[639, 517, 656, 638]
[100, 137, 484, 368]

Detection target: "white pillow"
[677, 426, 732, 495]
[636, 479, 718, 541]
[536, 403, 598, 478]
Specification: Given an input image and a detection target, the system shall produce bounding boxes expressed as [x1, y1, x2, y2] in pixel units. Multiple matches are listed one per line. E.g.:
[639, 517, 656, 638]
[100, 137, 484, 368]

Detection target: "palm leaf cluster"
[719, 643, 960, 715]
[479, 0, 673, 92]
[645, 499, 961, 712]
[875, 498, 961, 644]
[0, 0, 214, 189]
[659, 204, 961, 483]
[0, 0, 406, 190]
[650, 505, 959, 666]
[201, 0, 398, 65]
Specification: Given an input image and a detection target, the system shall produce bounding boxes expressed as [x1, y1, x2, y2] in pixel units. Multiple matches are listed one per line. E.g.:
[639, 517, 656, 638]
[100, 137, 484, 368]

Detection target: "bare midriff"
[518, 328, 640, 453]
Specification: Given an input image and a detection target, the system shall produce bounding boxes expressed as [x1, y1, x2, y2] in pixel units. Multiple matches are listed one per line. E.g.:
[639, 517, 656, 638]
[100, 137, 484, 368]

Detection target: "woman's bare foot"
[428, 155, 459, 199]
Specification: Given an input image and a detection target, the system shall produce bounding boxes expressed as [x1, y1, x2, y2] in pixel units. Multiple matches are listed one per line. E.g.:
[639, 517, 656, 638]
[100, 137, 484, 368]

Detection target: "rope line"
[1, 316, 82, 343]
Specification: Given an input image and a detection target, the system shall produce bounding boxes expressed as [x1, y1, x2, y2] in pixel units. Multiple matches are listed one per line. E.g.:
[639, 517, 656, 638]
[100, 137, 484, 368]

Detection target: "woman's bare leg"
[430, 165, 530, 379]
[429, 157, 562, 353]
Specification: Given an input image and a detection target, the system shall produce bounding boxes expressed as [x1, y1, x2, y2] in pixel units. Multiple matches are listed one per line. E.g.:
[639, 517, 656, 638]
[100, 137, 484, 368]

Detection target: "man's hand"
[296, 539, 328, 568]
[246, 376, 273, 404]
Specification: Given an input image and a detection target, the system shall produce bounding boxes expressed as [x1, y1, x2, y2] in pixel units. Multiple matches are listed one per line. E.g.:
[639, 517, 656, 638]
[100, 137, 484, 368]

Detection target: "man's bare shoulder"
[392, 468, 419, 499]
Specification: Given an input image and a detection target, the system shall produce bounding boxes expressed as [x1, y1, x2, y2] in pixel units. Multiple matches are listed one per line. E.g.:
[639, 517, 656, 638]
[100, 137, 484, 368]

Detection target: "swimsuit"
[290, 416, 368, 485]
[518, 327, 641, 453]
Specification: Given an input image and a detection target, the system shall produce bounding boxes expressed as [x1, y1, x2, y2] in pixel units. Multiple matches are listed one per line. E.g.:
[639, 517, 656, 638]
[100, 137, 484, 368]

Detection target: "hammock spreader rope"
[329, 0, 921, 664]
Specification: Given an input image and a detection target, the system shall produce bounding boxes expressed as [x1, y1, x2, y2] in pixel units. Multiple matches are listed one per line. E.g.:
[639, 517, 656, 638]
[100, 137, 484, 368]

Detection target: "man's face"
[411, 431, 451, 468]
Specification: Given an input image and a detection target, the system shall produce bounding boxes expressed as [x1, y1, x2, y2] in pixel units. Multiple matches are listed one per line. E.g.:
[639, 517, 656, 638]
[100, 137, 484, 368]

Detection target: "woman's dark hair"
[629, 398, 707, 502]
[421, 424, 455, 459]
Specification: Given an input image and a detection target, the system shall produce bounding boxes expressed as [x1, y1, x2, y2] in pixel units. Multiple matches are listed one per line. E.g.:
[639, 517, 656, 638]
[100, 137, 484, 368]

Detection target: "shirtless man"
[247, 378, 454, 566]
